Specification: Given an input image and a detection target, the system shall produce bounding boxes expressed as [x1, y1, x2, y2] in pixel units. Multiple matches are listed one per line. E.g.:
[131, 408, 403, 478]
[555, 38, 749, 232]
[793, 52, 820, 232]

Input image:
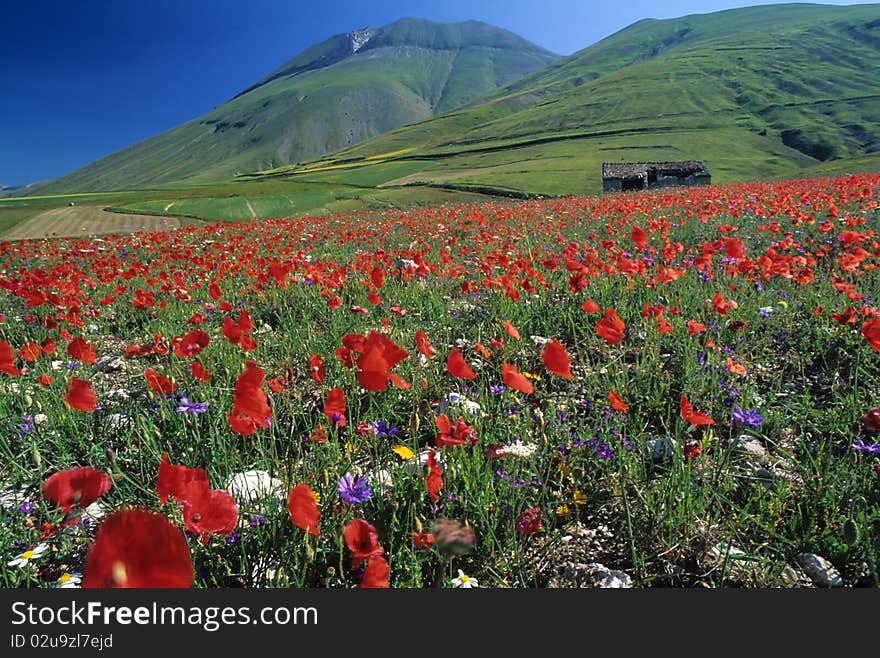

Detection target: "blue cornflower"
[176, 396, 208, 415]
[490, 384, 506, 395]
[372, 420, 400, 439]
[337, 474, 372, 505]
[852, 439, 880, 455]
[732, 406, 763, 428]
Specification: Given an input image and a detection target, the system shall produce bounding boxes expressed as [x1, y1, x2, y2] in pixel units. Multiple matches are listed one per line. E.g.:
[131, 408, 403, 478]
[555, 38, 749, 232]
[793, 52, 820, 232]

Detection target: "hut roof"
[602, 161, 710, 179]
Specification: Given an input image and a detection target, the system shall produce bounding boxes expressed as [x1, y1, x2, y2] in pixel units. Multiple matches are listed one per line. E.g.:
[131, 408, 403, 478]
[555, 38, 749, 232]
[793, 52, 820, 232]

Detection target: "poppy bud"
[862, 407, 880, 432]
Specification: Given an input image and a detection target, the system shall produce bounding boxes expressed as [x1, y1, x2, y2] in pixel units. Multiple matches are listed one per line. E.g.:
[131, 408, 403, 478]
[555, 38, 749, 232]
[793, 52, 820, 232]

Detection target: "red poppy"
[65, 377, 97, 412]
[501, 363, 534, 394]
[41, 466, 112, 515]
[503, 320, 521, 340]
[227, 360, 272, 436]
[608, 390, 628, 413]
[181, 482, 238, 542]
[711, 291, 738, 317]
[630, 225, 648, 251]
[435, 414, 477, 447]
[415, 330, 435, 359]
[446, 347, 477, 379]
[287, 483, 320, 535]
[359, 556, 390, 588]
[355, 331, 409, 391]
[156, 453, 209, 506]
[680, 395, 715, 426]
[222, 310, 253, 346]
[37, 374, 52, 386]
[308, 354, 325, 383]
[323, 387, 346, 427]
[82, 508, 193, 588]
[862, 407, 880, 432]
[343, 518, 384, 568]
[686, 319, 707, 336]
[581, 299, 600, 314]
[40, 338, 56, 355]
[191, 360, 211, 382]
[144, 369, 176, 395]
[542, 339, 572, 379]
[0, 340, 20, 376]
[863, 318, 880, 353]
[684, 442, 702, 459]
[595, 309, 626, 344]
[66, 336, 97, 364]
[18, 342, 41, 363]
[426, 450, 443, 501]
[172, 330, 210, 357]
[412, 532, 435, 549]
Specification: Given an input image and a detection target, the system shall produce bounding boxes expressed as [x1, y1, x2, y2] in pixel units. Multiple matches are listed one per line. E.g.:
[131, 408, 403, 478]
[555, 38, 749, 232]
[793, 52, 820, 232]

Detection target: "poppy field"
[1, 172, 880, 588]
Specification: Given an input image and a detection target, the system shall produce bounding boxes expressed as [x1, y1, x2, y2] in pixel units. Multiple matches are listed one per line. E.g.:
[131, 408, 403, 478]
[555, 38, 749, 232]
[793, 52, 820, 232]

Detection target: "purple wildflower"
[176, 396, 207, 415]
[852, 439, 880, 455]
[732, 406, 763, 429]
[337, 474, 372, 505]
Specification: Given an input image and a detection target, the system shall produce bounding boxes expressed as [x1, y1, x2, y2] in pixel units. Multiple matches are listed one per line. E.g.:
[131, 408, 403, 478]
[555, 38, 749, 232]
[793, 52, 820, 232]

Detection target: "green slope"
[35, 18, 557, 194]
[276, 3, 880, 195]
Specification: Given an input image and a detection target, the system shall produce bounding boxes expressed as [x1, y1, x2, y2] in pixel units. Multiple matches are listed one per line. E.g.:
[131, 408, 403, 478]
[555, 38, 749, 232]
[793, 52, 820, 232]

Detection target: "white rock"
[797, 553, 843, 587]
[647, 437, 676, 460]
[734, 435, 769, 463]
[439, 392, 482, 416]
[225, 469, 284, 504]
[104, 414, 134, 431]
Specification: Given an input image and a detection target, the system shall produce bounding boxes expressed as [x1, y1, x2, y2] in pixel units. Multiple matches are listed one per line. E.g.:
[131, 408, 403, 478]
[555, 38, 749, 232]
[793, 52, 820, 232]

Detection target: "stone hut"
[602, 161, 711, 193]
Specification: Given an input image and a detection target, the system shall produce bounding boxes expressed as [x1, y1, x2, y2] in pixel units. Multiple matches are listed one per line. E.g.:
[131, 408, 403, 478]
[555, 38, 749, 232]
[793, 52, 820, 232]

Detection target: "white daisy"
[54, 572, 82, 588]
[451, 569, 478, 588]
[8, 543, 49, 568]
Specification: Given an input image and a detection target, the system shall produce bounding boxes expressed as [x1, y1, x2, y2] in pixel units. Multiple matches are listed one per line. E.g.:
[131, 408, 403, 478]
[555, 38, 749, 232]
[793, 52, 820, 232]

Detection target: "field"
[1, 172, 879, 589]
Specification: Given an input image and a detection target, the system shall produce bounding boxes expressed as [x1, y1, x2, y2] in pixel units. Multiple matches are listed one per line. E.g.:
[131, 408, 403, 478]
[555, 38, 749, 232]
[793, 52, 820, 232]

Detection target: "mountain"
[34, 18, 558, 193]
[281, 3, 880, 196]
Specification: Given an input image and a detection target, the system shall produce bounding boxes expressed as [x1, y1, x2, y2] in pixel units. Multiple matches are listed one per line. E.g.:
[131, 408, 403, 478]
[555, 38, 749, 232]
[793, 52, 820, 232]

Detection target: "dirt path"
[245, 199, 257, 218]
[2, 205, 190, 241]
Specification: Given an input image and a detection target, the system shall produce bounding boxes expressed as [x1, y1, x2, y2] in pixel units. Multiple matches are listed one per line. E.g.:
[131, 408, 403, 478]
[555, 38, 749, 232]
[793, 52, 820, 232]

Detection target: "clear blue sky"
[0, 0, 873, 185]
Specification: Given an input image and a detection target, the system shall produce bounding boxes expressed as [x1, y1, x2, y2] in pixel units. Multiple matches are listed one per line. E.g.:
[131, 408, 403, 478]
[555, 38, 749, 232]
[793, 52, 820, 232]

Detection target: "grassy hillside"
[266, 3, 880, 195]
[33, 18, 557, 194]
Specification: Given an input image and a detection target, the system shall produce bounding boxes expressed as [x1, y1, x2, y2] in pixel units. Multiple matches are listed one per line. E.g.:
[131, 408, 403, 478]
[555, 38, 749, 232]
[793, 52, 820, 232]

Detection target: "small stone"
[780, 563, 814, 587]
[647, 436, 676, 460]
[734, 435, 769, 463]
[225, 469, 284, 504]
[547, 562, 633, 588]
[95, 356, 126, 372]
[796, 553, 843, 587]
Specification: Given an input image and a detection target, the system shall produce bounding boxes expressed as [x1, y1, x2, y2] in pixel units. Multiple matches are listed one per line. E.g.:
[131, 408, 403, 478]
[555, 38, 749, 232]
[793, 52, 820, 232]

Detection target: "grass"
[0, 171, 878, 589]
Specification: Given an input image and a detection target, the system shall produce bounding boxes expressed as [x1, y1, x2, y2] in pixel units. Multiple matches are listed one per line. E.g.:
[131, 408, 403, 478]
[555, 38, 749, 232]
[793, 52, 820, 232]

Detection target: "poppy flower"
[608, 390, 628, 413]
[18, 342, 41, 362]
[65, 378, 97, 412]
[541, 339, 572, 379]
[323, 387, 346, 427]
[435, 414, 477, 447]
[359, 556, 390, 588]
[156, 453, 209, 506]
[308, 354, 325, 383]
[863, 318, 880, 353]
[144, 369, 176, 395]
[181, 482, 238, 542]
[595, 309, 626, 344]
[66, 337, 97, 364]
[355, 331, 409, 391]
[172, 330, 210, 357]
[503, 320, 521, 340]
[191, 360, 211, 382]
[37, 374, 52, 386]
[0, 340, 20, 376]
[415, 330, 435, 359]
[42, 466, 112, 515]
[630, 225, 648, 251]
[501, 363, 534, 394]
[680, 395, 715, 426]
[711, 291, 738, 317]
[343, 518, 384, 568]
[862, 407, 880, 432]
[446, 347, 477, 379]
[82, 508, 193, 588]
[686, 320, 707, 336]
[227, 360, 272, 436]
[40, 338, 56, 355]
[581, 299, 600, 314]
[426, 449, 443, 501]
[412, 532, 435, 549]
[287, 483, 320, 536]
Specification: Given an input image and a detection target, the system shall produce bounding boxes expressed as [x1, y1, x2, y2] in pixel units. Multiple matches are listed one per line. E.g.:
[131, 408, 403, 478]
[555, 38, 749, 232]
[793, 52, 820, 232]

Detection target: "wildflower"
[42, 466, 112, 516]
[555, 503, 573, 521]
[432, 518, 475, 556]
[489, 384, 506, 395]
[495, 441, 538, 458]
[731, 406, 763, 429]
[451, 569, 478, 588]
[515, 506, 542, 534]
[249, 515, 267, 527]
[851, 438, 880, 455]
[392, 445, 415, 460]
[372, 419, 400, 439]
[287, 483, 320, 536]
[759, 307, 774, 318]
[18, 501, 35, 515]
[176, 396, 207, 415]
[82, 508, 193, 588]
[8, 543, 49, 568]
[54, 572, 82, 588]
[337, 474, 373, 505]
[344, 518, 384, 567]
[862, 407, 880, 432]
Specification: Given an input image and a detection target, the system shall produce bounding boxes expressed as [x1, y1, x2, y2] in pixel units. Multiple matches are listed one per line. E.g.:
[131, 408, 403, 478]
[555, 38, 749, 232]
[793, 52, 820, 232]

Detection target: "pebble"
[547, 562, 633, 588]
[647, 436, 676, 460]
[225, 469, 285, 504]
[796, 553, 843, 587]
